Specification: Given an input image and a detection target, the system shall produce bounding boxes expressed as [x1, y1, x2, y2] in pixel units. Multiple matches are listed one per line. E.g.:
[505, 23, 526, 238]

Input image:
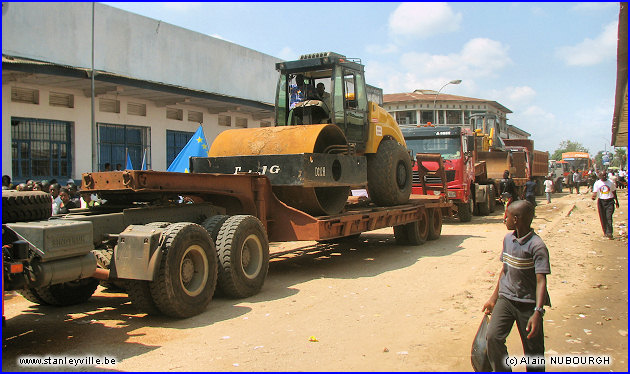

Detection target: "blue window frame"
[166, 130, 194, 168]
[98, 123, 150, 171]
[11, 117, 73, 182]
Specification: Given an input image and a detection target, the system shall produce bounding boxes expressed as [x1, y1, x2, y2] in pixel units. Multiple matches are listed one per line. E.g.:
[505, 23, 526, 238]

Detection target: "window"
[188, 110, 203, 123]
[99, 98, 120, 113]
[218, 115, 231, 127]
[395, 110, 417, 125]
[420, 111, 434, 124]
[446, 110, 462, 125]
[11, 117, 72, 181]
[127, 102, 147, 116]
[98, 123, 150, 171]
[166, 130, 194, 168]
[235, 117, 248, 128]
[49, 92, 74, 108]
[11, 87, 39, 104]
[166, 107, 183, 121]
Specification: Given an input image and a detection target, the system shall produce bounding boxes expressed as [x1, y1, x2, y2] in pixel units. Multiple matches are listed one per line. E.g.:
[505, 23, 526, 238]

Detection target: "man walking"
[592, 171, 619, 240]
[544, 176, 554, 204]
[573, 170, 581, 194]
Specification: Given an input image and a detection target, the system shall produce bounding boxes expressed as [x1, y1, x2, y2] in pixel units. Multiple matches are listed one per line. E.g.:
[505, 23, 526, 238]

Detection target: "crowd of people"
[2, 175, 100, 215]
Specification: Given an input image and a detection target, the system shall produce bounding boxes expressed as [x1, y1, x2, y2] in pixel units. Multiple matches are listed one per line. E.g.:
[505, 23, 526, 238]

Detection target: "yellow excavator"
[197, 52, 412, 215]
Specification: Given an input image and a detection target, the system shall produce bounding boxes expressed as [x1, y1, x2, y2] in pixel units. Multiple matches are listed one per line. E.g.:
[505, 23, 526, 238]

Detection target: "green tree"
[594, 151, 605, 170]
[551, 140, 590, 160]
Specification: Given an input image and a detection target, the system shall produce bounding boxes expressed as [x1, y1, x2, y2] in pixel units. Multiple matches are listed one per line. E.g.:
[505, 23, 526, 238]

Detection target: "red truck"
[401, 125, 496, 222]
[503, 138, 549, 196]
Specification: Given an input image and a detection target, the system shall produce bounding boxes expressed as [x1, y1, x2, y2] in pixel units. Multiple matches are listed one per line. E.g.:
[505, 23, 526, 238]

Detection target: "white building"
[2, 2, 281, 183]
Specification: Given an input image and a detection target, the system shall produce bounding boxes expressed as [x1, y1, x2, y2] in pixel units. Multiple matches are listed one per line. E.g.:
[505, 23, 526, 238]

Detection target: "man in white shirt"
[543, 176, 554, 204]
[592, 172, 620, 239]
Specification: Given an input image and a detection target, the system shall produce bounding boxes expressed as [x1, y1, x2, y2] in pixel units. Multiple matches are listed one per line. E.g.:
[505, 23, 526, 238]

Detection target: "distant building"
[383, 89, 528, 140]
[2, 3, 280, 183]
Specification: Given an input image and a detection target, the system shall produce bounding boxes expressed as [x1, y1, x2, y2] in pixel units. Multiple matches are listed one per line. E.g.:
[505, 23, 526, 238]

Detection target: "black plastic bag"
[471, 314, 492, 372]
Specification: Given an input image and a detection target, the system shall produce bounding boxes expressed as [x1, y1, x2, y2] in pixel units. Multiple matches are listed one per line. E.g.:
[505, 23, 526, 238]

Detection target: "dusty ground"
[2, 190, 628, 372]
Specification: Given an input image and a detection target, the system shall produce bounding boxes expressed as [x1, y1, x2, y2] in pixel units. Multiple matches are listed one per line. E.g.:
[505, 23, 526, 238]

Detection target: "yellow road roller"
[192, 52, 412, 216]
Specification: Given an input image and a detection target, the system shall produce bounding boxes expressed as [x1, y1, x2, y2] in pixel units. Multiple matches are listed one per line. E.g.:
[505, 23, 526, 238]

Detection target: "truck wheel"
[488, 185, 496, 213]
[477, 191, 490, 216]
[201, 215, 229, 243]
[394, 208, 429, 245]
[457, 200, 473, 222]
[215, 215, 270, 298]
[28, 279, 99, 306]
[427, 208, 443, 240]
[127, 280, 161, 315]
[94, 249, 126, 291]
[149, 223, 218, 318]
[2, 190, 52, 223]
[18, 288, 50, 305]
[367, 139, 412, 206]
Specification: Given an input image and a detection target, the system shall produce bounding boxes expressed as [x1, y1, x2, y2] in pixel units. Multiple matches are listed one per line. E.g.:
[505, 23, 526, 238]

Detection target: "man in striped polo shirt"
[482, 200, 551, 371]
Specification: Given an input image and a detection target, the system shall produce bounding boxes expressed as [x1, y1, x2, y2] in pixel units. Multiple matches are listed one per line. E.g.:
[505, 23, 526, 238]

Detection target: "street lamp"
[433, 80, 462, 125]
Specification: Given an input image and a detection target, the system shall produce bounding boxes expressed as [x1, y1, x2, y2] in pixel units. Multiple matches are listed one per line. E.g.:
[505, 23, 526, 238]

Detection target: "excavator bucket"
[477, 151, 514, 180]
[208, 124, 352, 216]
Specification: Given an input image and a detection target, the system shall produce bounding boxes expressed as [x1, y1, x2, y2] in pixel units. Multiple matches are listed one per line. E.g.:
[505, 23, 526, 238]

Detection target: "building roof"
[383, 91, 512, 114]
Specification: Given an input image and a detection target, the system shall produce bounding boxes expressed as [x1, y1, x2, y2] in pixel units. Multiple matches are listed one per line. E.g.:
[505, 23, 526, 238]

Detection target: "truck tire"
[94, 248, 126, 291]
[2, 190, 52, 223]
[215, 215, 269, 298]
[477, 191, 490, 216]
[18, 288, 50, 305]
[427, 208, 442, 240]
[24, 278, 99, 306]
[127, 280, 161, 315]
[149, 222, 218, 318]
[488, 184, 496, 213]
[457, 200, 473, 222]
[393, 208, 429, 245]
[367, 139, 412, 206]
[201, 215, 229, 243]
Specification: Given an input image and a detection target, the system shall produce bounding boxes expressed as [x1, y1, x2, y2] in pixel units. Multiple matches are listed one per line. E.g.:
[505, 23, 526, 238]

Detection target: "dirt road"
[3, 190, 627, 371]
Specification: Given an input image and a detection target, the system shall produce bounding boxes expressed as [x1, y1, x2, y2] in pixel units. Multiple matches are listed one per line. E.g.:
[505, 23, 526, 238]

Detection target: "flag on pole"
[167, 125, 209, 173]
[126, 150, 134, 170]
[141, 149, 148, 170]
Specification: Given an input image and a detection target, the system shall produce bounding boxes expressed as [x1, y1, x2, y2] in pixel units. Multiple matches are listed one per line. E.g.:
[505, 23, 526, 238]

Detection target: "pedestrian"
[115, 163, 122, 171]
[49, 183, 62, 215]
[499, 170, 518, 219]
[2, 175, 12, 190]
[591, 171, 619, 240]
[103, 162, 112, 172]
[524, 176, 537, 210]
[587, 169, 598, 193]
[573, 169, 582, 194]
[482, 200, 551, 372]
[57, 187, 77, 214]
[567, 170, 574, 194]
[544, 176, 554, 204]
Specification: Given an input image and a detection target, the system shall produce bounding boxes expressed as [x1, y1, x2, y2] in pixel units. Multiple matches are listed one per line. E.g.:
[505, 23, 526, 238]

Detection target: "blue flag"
[167, 125, 209, 173]
[126, 152, 134, 170]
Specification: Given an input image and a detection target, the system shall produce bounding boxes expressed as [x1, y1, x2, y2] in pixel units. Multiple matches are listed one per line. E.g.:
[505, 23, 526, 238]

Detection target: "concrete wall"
[2, 83, 270, 181]
[2, 2, 281, 104]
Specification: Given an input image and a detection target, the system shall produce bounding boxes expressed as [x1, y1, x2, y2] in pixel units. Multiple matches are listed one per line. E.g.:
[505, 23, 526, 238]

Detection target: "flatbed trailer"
[3, 168, 451, 320]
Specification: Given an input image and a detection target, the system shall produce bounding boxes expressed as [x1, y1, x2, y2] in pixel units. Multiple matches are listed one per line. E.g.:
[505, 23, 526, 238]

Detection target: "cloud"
[161, 2, 202, 12]
[399, 38, 512, 79]
[572, 2, 618, 12]
[388, 2, 462, 38]
[556, 21, 618, 66]
[488, 86, 537, 111]
[277, 47, 296, 61]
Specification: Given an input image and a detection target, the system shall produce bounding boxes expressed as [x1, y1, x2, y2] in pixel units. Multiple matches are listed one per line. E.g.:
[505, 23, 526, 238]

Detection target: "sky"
[102, 1, 623, 156]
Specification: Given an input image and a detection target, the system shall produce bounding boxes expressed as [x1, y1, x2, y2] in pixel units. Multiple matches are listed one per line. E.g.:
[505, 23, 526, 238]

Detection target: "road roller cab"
[274, 52, 405, 154]
[200, 52, 412, 216]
